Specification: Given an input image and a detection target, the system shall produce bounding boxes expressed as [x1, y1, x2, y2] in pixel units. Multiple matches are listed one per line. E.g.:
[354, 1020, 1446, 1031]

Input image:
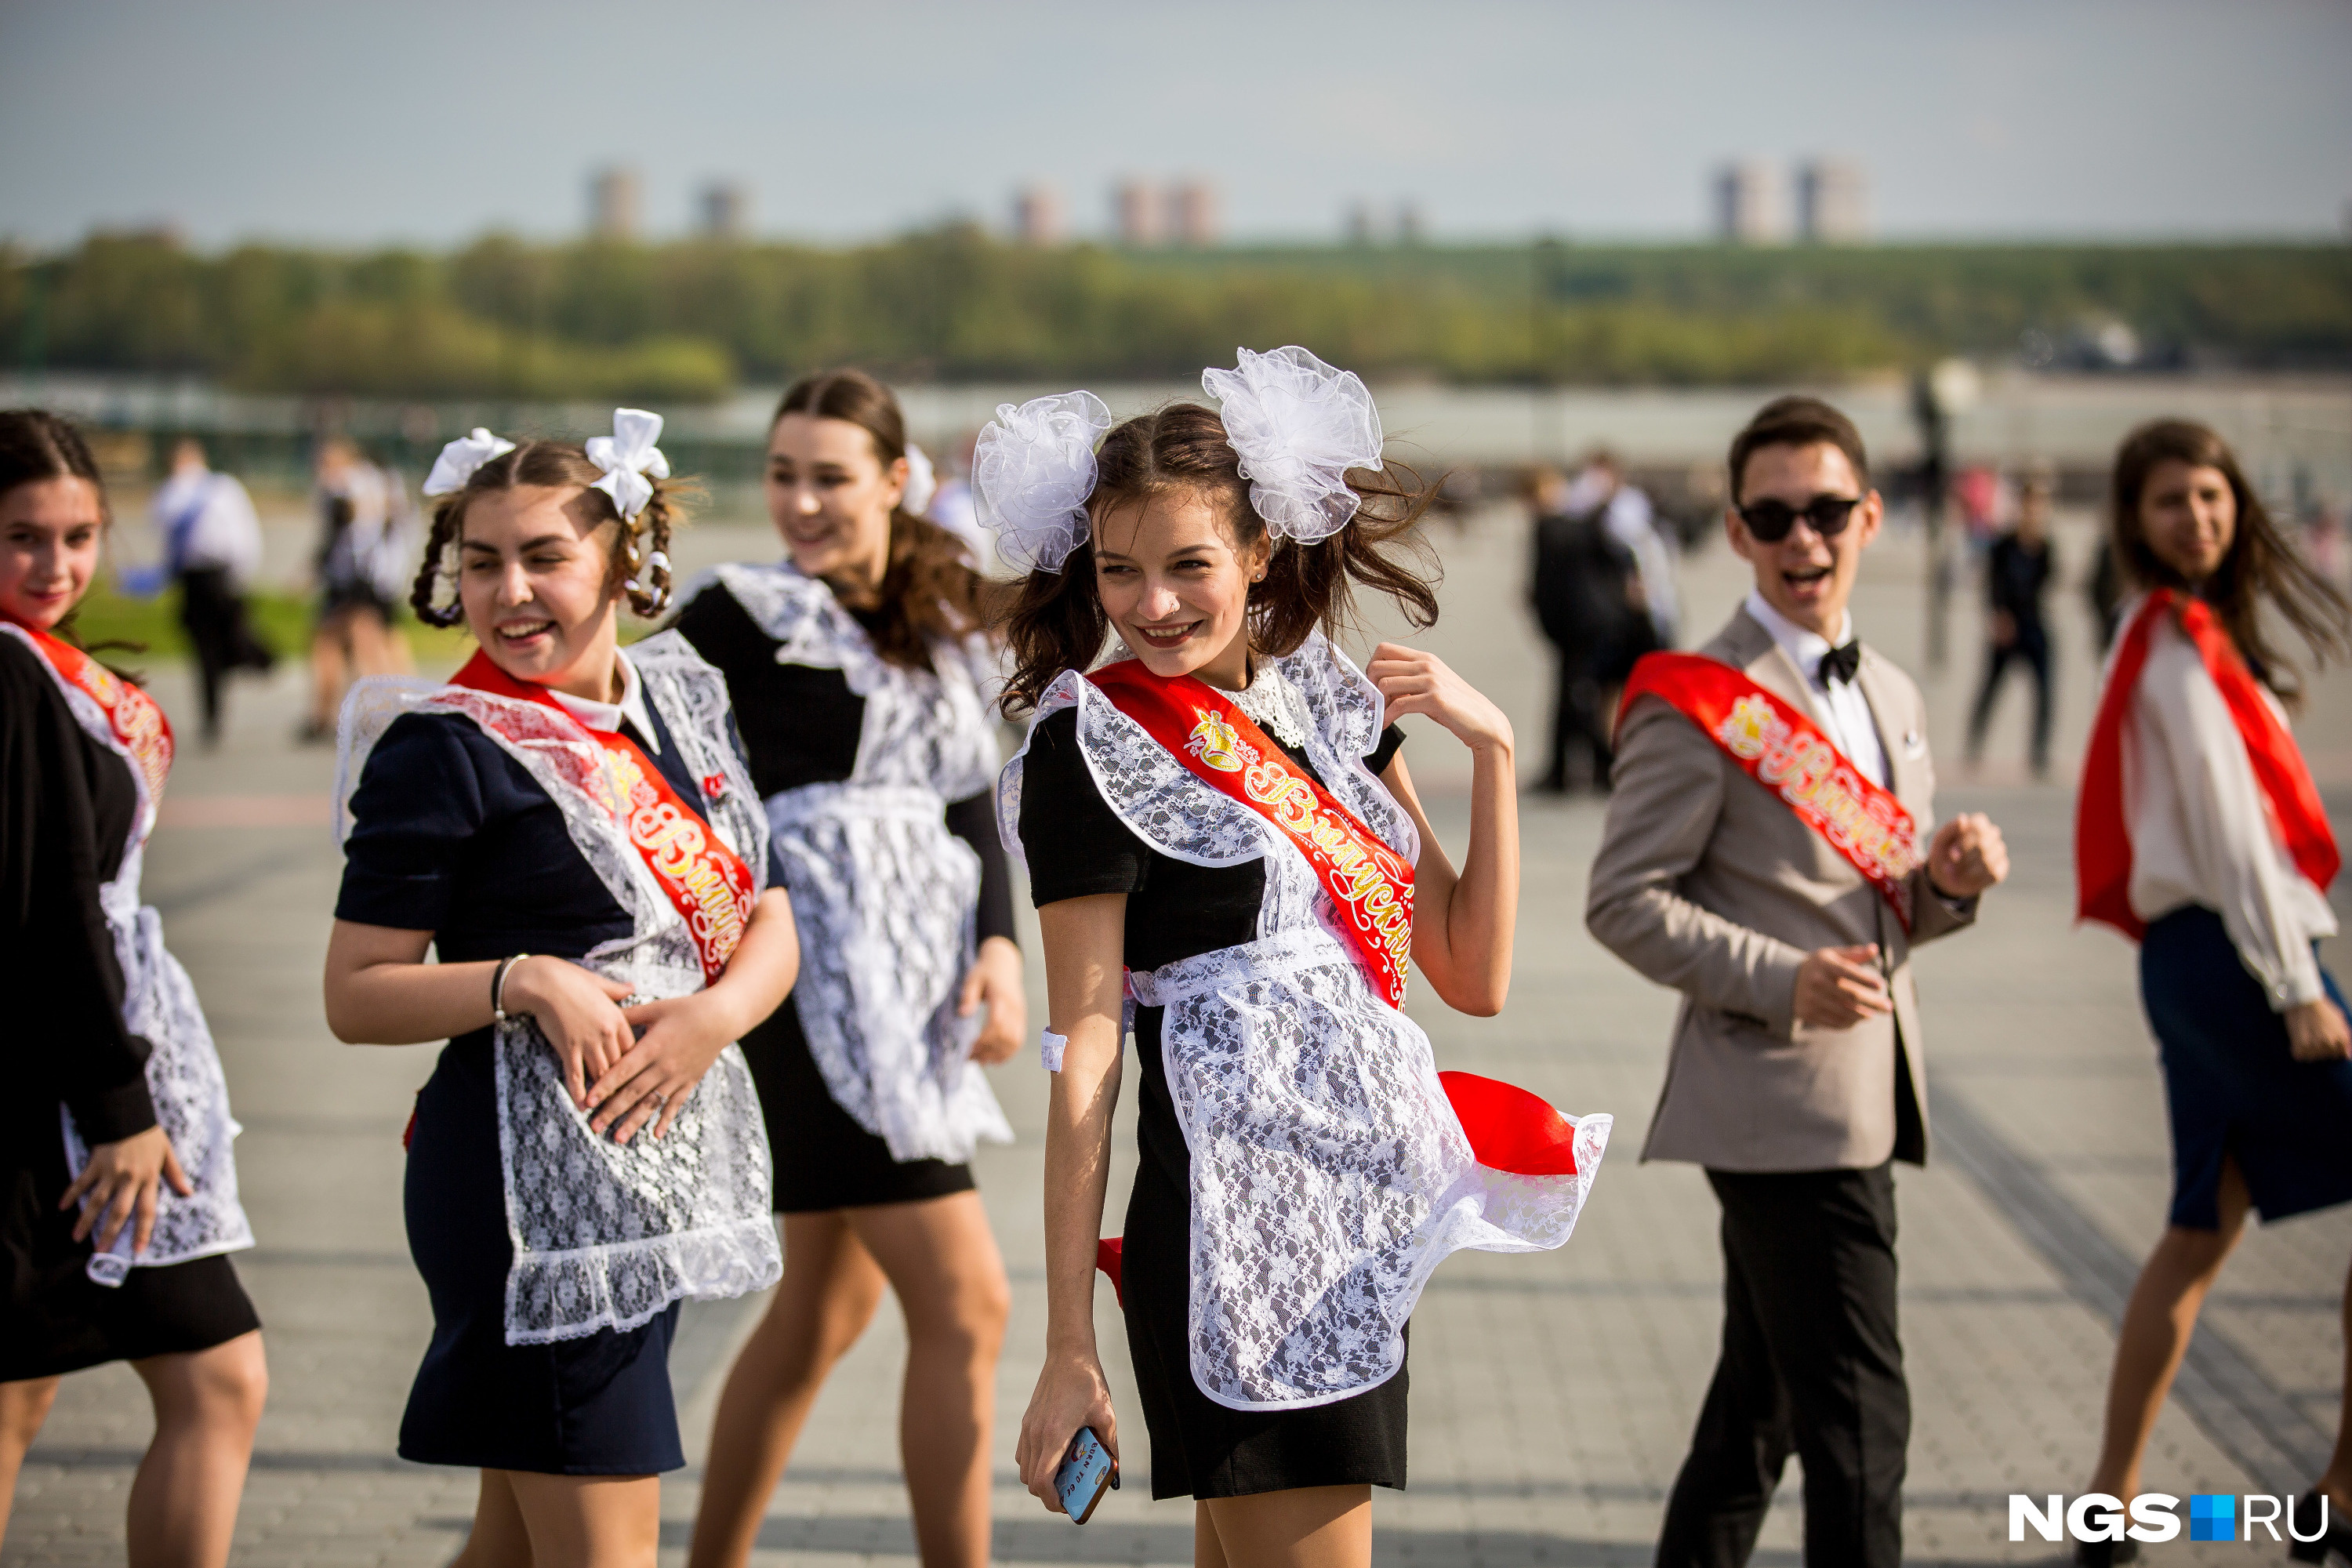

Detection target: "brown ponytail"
[998, 402, 1439, 712]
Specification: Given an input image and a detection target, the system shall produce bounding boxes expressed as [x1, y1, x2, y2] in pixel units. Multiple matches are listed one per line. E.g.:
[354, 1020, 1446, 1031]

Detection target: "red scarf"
[5, 619, 174, 808]
[1088, 659, 1414, 1007]
[2076, 590, 2339, 940]
[448, 652, 757, 982]
[1618, 652, 1922, 931]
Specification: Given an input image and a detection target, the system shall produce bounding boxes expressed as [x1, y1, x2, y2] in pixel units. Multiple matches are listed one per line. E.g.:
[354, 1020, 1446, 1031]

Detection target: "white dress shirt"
[1742, 590, 1889, 789]
[2115, 599, 2336, 1008]
[547, 650, 662, 754]
[150, 467, 263, 585]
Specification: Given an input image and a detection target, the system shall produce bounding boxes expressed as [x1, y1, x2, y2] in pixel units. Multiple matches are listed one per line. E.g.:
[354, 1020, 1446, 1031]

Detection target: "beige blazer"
[1584, 607, 1976, 1172]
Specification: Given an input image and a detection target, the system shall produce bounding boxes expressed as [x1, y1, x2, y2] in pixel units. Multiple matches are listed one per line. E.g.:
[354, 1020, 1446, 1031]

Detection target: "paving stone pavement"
[9, 505, 2347, 1566]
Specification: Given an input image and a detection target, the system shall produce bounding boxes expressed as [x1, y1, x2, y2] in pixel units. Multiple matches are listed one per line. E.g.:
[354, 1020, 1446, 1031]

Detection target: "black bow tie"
[1817, 641, 1861, 685]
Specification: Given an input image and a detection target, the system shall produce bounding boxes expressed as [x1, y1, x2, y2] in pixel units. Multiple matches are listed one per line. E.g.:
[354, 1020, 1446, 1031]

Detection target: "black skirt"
[739, 1000, 975, 1214]
[398, 1034, 685, 1475]
[0, 1102, 260, 1381]
[1119, 1005, 1410, 1502]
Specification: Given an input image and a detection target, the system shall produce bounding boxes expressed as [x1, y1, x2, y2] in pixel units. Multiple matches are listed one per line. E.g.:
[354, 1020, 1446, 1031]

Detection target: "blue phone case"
[1053, 1426, 1116, 1523]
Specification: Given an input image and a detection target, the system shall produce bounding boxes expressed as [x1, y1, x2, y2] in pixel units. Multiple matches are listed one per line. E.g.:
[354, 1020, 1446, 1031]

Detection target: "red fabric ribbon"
[1438, 1070, 1581, 1177]
[2077, 590, 2339, 940]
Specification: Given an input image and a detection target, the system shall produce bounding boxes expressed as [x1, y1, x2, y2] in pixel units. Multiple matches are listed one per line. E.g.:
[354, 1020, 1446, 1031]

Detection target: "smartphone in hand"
[1053, 1426, 1116, 1523]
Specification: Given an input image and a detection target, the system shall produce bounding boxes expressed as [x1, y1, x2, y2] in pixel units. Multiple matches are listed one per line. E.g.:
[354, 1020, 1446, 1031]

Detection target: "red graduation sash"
[1618, 651, 1922, 932]
[2076, 590, 2338, 941]
[448, 652, 757, 982]
[1087, 659, 1414, 1007]
[7, 620, 174, 811]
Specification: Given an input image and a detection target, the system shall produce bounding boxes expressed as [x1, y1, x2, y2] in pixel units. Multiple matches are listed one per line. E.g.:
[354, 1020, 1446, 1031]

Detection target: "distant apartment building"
[697, 181, 749, 241]
[1713, 160, 1786, 245]
[1013, 184, 1066, 246]
[590, 166, 641, 241]
[1169, 180, 1219, 248]
[1797, 159, 1869, 242]
[1114, 180, 1163, 247]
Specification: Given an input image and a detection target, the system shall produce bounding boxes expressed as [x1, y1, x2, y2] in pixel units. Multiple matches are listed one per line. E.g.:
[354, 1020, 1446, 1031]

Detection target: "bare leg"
[848, 1192, 1011, 1568]
[1197, 1485, 1374, 1568]
[499, 1469, 660, 1568]
[2089, 1158, 2251, 1498]
[451, 1469, 533, 1568]
[688, 1214, 887, 1568]
[347, 608, 400, 678]
[0, 1376, 62, 1552]
[125, 1330, 267, 1568]
[308, 615, 349, 731]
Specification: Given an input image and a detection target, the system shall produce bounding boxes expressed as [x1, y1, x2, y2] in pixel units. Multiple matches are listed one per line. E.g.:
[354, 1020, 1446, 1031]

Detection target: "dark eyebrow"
[459, 532, 573, 555]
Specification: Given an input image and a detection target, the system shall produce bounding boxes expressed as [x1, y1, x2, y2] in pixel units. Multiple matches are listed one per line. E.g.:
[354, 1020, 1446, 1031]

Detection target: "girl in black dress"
[322, 416, 800, 1566]
[992, 353, 1609, 1564]
[0, 410, 265, 1566]
[673, 370, 1019, 1568]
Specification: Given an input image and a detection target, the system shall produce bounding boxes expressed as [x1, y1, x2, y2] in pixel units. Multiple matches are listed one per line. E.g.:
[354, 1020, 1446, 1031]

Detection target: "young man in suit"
[1586, 395, 2009, 1568]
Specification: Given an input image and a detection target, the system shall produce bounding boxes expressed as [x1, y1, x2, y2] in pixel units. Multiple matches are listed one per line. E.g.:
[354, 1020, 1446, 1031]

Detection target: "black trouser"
[1542, 652, 1613, 791]
[175, 567, 272, 741]
[1657, 1163, 1907, 1568]
[1967, 626, 2051, 771]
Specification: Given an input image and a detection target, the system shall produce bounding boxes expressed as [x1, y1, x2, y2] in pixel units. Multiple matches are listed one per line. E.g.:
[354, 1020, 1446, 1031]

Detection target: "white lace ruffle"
[1005, 633, 1605, 1410]
[335, 632, 782, 1344]
[699, 564, 1012, 1164]
[2, 621, 256, 1287]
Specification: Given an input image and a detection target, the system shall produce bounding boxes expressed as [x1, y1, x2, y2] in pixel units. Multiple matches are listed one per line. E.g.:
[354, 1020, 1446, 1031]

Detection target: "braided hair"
[411, 439, 686, 630]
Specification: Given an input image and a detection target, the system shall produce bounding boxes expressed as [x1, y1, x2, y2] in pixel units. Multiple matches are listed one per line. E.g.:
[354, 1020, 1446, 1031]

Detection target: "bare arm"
[1366, 643, 1519, 1015]
[1014, 892, 1128, 1512]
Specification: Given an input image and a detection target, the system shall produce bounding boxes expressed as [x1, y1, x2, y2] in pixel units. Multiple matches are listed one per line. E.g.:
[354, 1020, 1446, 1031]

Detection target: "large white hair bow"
[585, 408, 670, 522]
[422, 428, 517, 497]
[1202, 346, 1383, 543]
[973, 390, 1113, 573]
[902, 442, 938, 519]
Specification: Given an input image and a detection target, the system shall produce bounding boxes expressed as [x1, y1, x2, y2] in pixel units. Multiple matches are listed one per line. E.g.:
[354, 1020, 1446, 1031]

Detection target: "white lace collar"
[546, 649, 660, 753]
[1232, 658, 1309, 750]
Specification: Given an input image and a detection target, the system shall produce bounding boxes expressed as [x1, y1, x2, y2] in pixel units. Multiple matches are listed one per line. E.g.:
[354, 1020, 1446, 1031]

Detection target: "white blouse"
[2118, 604, 2337, 1009]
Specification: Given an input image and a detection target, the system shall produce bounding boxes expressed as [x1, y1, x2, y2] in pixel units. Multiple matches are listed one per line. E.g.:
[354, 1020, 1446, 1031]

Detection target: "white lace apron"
[1000, 633, 1611, 1410]
[2, 622, 256, 1287]
[335, 632, 782, 1344]
[693, 563, 1012, 1164]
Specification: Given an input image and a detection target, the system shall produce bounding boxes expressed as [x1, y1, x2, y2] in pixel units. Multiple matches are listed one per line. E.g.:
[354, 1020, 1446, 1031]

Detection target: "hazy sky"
[4, 0, 2347, 249]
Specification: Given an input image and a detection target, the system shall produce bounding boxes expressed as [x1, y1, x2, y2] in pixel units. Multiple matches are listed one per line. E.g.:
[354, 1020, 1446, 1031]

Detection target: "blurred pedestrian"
[1966, 474, 2057, 775]
[1571, 448, 1679, 647]
[1588, 396, 2008, 1568]
[302, 437, 414, 741]
[151, 438, 274, 748]
[323, 417, 798, 1563]
[2073, 419, 2352, 1568]
[2088, 531, 2126, 654]
[1527, 466, 1652, 793]
[672, 373, 1018, 1568]
[0, 411, 264, 1568]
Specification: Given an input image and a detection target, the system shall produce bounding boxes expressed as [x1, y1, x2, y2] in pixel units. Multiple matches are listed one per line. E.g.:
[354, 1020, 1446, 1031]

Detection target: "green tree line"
[4, 227, 2344, 401]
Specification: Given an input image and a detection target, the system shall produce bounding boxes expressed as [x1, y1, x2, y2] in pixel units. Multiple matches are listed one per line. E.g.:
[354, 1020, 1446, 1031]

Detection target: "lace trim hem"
[502, 1214, 784, 1346]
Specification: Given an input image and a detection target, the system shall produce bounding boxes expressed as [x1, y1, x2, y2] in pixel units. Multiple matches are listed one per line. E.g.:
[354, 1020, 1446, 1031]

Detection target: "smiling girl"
[988, 351, 1610, 1566]
[322, 415, 799, 1567]
[670, 371, 1018, 1568]
[0, 410, 263, 1568]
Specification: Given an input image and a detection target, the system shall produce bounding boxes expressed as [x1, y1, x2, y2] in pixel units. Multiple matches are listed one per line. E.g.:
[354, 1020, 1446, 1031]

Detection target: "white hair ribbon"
[1201, 346, 1383, 543]
[422, 428, 517, 497]
[902, 442, 938, 519]
[585, 408, 670, 522]
[972, 390, 1113, 574]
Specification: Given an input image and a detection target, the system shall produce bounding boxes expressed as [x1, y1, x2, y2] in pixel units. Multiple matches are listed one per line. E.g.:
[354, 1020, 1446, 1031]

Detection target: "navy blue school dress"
[336, 695, 786, 1475]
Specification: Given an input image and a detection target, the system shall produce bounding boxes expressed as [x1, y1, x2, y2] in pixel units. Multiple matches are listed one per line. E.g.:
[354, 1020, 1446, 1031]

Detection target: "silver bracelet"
[492, 953, 530, 1024]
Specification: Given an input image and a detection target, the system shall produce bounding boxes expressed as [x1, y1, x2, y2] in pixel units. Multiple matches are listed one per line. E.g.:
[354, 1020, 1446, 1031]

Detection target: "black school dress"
[673, 585, 1016, 1212]
[0, 634, 259, 1378]
[336, 697, 787, 1474]
[1018, 704, 1411, 1501]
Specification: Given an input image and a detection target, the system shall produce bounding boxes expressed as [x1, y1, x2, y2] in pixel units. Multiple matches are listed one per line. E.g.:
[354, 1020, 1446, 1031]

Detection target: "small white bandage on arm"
[1040, 1030, 1069, 1073]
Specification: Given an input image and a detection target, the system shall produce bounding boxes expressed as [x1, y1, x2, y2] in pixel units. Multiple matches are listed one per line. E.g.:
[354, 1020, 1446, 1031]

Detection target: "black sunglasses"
[1737, 494, 1863, 543]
